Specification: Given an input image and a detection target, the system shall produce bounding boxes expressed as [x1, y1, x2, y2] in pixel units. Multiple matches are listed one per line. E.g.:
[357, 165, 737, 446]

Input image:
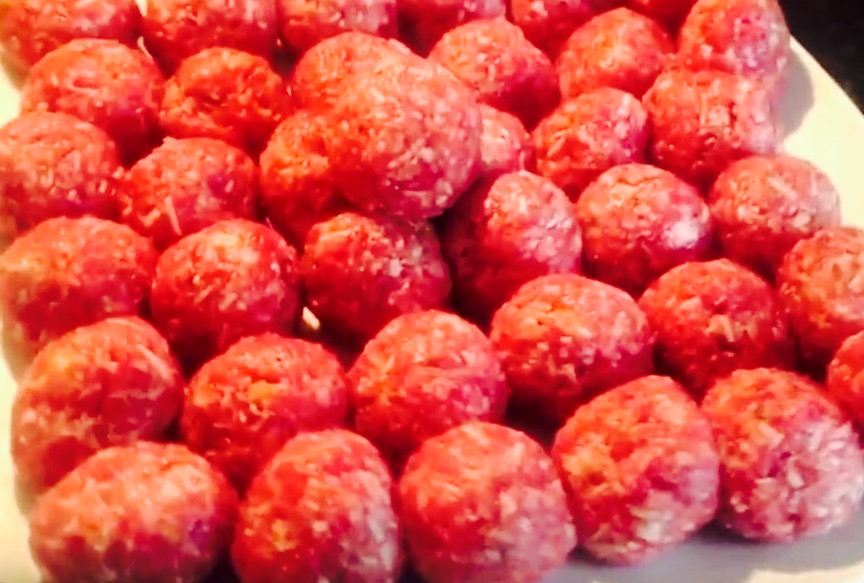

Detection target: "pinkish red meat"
[511, 0, 622, 57]
[278, 0, 396, 53]
[477, 104, 535, 177]
[827, 330, 864, 436]
[398, 0, 505, 54]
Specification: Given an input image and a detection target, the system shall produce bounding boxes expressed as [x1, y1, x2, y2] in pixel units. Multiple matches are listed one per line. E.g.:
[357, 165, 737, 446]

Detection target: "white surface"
[1, 40, 864, 583]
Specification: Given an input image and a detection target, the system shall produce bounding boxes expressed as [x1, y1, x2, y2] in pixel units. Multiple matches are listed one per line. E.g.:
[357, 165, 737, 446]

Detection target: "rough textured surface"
[827, 330, 864, 436]
[477, 104, 535, 178]
[398, 0, 505, 54]
[511, 0, 622, 57]
[278, 0, 396, 53]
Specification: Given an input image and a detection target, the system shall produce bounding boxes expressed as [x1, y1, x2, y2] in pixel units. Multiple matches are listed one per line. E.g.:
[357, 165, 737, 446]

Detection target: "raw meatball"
[399, 422, 576, 583]
[642, 69, 779, 189]
[327, 58, 481, 221]
[11, 317, 183, 493]
[143, 0, 278, 70]
[429, 17, 559, 129]
[828, 331, 864, 435]
[442, 171, 582, 321]
[399, 0, 505, 54]
[511, 0, 621, 56]
[349, 310, 509, 464]
[0, 112, 120, 239]
[160, 47, 290, 153]
[150, 219, 301, 367]
[625, 0, 695, 26]
[260, 111, 349, 248]
[301, 212, 451, 346]
[29, 442, 238, 583]
[777, 227, 864, 371]
[0, 217, 156, 351]
[278, 0, 396, 53]
[552, 376, 720, 564]
[20, 39, 164, 161]
[232, 430, 401, 583]
[0, 0, 140, 72]
[709, 154, 841, 278]
[575, 163, 714, 296]
[703, 368, 864, 542]
[181, 334, 349, 491]
[477, 104, 535, 177]
[491, 273, 654, 422]
[119, 137, 259, 249]
[557, 8, 673, 99]
[533, 87, 648, 200]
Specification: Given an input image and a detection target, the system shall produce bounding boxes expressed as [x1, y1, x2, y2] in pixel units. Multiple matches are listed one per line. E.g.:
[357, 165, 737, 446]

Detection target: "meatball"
[20, 39, 164, 161]
[708, 154, 841, 278]
[232, 430, 401, 583]
[399, 422, 576, 583]
[442, 171, 582, 321]
[642, 69, 779, 190]
[119, 137, 259, 249]
[827, 331, 864, 435]
[181, 334, 349, 491]
[0, 217, 156, 351]
[533, 88, 648, 200]
[703, 368, 864, 542]
[552, 376, 720, 564]
[11, 317, 183, 493]
[490, 273, 654, 423]
[398, 0, 505, 54]
[0, 111, 120, 239]
[477, 104, 535, 177]
[150, 219, 301, 367]
[29, 442, 238, 583]
[301, 212, 452, 346]
[511, 0, 621, 56]
[575, 163, 714, 296]
[278, 0, 396, 53]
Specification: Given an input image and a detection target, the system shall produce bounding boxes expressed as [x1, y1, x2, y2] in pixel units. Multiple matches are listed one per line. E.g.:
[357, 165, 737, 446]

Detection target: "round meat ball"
[232, 430, 401, 583]
[709, 154, 841, 278]
[181, 334, 349, 491]
[327, 58, 481, 221]
[301, 212, 452, 346]
[643, 69, 779, 190]
[477, 104, 535, 177]
[429, 17, 559, 129]
[625, 0, 695, 26]
[29, 442, 238, 583]
[20, 39, 164, 161]
[552, 376, 720, 565]
[828, 331, 864, 435]
[0, 112, 120, 239]
[511, 0, 621, 56]
[575, 163, 714, 296]
[399, 0, 505, 54]
[777, 227, 864, 371]
[399, 422, 576, 583]
[557, 8, 674, 100]
[278, 0, 396, 54]
[533, 87, 648, 200]
[150, 219, 301, 367]
[442, 171, 582, 321]
[703, 368, 864, 542]
[0, 217, 156, 351]
[491, 273, 654, 423]
[143, 0, 278, 70]
[160, 47, 291, 154]
[0, 0, 140, 72]
[11, 317, 183, 493]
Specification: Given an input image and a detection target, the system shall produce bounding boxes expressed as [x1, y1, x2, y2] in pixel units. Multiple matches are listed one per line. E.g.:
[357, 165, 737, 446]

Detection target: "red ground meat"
[442, 171, 582, 321]
[702, 368, 864, 542]
[29, 442, 238, 583]
[533, 87, 648, 200]
[0, 112, 120, 239]
[278, 0, 396, 53]
[575, 163, 714, 296]
[0, 0, 140, 72]
[428, 17, 559, 129]
[642, 69, 779, 190]
[150, 219, 301, 367]
[777, 227, 864, 371]
[708, 154, 841, 279]
[232, 430, 401, 583]
[20, 39, 164, 161]
[639, 259, 792, 397]
[301, 212, 451, 346]
[477, 104, 535, 177]
[490, 273, 654, 423]
[511, 0, 621, 57]
[398, 0, 505, 54]
[828, 331, 864, 436]
[0, 217, 156, 351]
[625, 0, 695, 27]
[552, 376, 719, 564]
[327, 58, 481, 221]
[260, 111, 349, 248]
[160, 47, 291, 154]
[399, 421, 576, 583]
[181, 334, 349, 491]
[557, 8, 673, 100]
[11, 317, 183, 493]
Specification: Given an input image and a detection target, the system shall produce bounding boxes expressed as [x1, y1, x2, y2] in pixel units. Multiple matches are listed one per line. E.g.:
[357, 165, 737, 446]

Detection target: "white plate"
[2, 38, 864, 583]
